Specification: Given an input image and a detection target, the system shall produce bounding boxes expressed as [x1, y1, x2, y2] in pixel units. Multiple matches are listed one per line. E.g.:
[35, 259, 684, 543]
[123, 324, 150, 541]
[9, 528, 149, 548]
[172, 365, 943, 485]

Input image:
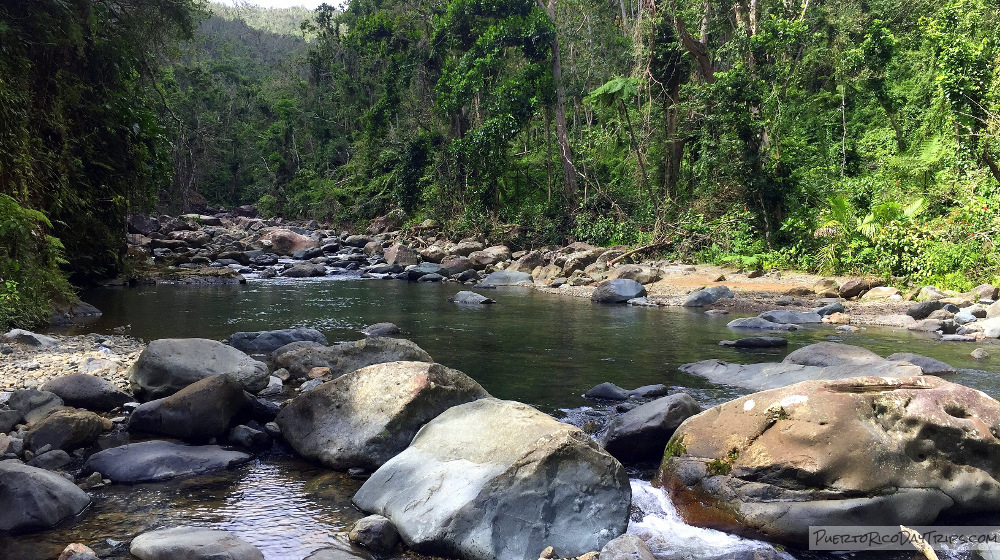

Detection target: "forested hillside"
[158, 0, 1000, 291]
[3, 0, 1000, 328]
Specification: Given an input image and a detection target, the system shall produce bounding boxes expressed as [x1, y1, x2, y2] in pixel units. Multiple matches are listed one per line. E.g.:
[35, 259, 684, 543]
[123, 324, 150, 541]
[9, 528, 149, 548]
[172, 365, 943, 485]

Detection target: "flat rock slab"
[726, 317, 798, 331]
[130, 527, 264, 560]
[718, 337, 788, 349]
[679, 358, 922, 391]
[83, 440, 251, 483]
[478, 271, 533, 288]
[757, 310, 822, 324]
[0, 459, 91, 532]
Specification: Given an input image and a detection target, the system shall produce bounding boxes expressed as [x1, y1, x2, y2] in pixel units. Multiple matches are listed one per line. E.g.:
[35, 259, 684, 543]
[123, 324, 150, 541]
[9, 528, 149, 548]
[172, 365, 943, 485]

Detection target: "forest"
[2, 0, 1000, 327]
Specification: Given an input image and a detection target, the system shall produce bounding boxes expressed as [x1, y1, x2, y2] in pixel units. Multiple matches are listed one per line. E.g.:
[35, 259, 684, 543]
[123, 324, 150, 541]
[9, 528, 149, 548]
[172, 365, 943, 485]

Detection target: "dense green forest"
[3, 0, 1000, 327]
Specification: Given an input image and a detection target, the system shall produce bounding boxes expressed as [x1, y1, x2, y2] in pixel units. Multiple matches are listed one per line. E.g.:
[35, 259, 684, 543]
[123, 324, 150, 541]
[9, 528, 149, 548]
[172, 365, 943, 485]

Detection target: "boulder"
[885, 352, 957, 375]
[385, 244, 420, 267]
[3, 329, 58, 347]
[584, 382, 630, 401]
[0, 460, 91, 532]
[128, 214, 160, 235]
[226, 328, 328, 355]
[281, 263, 327, 278]
[718, 337, 788, 349]
[24, 408, 106, 453]
[479, 271, 533, 288]
[449, 291, 496, 305]
[679, 358, 922, 391]
[507, 251, 546, 274]
[608, 265, 661, 285]
[861, 286, 901, 300]
[305, 542, 374, 560]
[276, 361, 489, 470]
[782, 342, 884, 367]
[27, 449, 72, 471]
[726, 318, 798, 331]
[405, 262, 447, 281]
[598, 535, 655, 560]
[350, 515, 400, 555]
[454, 240, 485, 257]
[591, 279, 646, 304]
[562, 249, 605, 276]
[7, 389, 65, 424]
[270, 340, 325, 363]
[441, 256, 474, 276]
[907, 300, 946, 319]
[41, 374, 132, 412]
[84, 440, 251, 483]
[274, 337, 432, 379]
[838, 278, 881, 299]
[682, 286, 734, 307]
[129, 338, 269, 399]
[973, 284, 999, 301]
[757, 310, 822, 324]
[168, 230, 211, 247]
[600, 393, 701, 462]
[258, 228, 320, 256]
[916, 285, 949, 301]
[658, 376, 1000, 545]
[353, 398, 631, 560]
[130, 527, 264, 560]
[419, 245, 448, 264]
[129, 375, 249, 442]
[344, 235, 374, 248]
[813, 301, 845, 316]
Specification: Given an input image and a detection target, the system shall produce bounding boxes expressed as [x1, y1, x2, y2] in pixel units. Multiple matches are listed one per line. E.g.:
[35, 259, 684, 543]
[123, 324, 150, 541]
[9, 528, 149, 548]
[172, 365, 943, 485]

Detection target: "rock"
[24, 408, 106, 453]
[591, 279, 646, 304]
[449, 291, 496, 305]
[228, 424, 271, 451]
[973, 284, 999, 301]
[860, 286, 901, 300]
[405, 262, 447, 280]
[58, 543, 97, 560]
[885, 352, 957, 375]
[507, 251, 547, 274]
[41, 374, 132, 412]
[168, 230, 211, 247]
[129, 375, 249, 442]
[813, 301, 845, 316]
[281, 263, 327, 277]
[361, 322, 401, 337]
[909, 318, 954, 333]
[353, 398, 631, 560]
[454, 240, 485, 257]
[718, 337, 788, 349]
[258, 228, 320, 256]
[907, 300, 946, 319]
[349, 515, 400, 555]
[682, 286, 734, 307]
[417, 273, 445, 282]
[129, 338, 269, 400]
[270, 340, 325, 363]
[226, 328, 328, 355]
[628, 385, 670, 399]
[304, 541, 374, 560]
[942, 334, 976, 342]
[838, 278, 881, 299]
[479, 271, 534, 288]
[679, 358, 922, 391]
[274, 337, 432, 379]
[0, 409, 21, 433]
[871, 314, 918, 328]
[7, 389, 65, 424]
[385, 244, 420, 267]
[441, 256, 474, 276]
[608, 265, 661, 285]
[130, 527, 264, 560]
[3, 329, 58, 347]
[726, 318, 798, 331]
[782, 342, 884, 367]
[258, 376, 283, 397]
[83, 441, 251, 483]
[658, 375, 1000, 545]
[757, 310, 822, 324]
[562, 249, 605, 276]
[598, 535, 655, 560]
[584, 382, 629, 401]
[128, 214, 160, 235]
[600, 393, 701, 463]
[973, 348, 991, 360]
[916, 285, 949, 301]
[0, 460, 91, 532]
[419, 245, 448, 263]
[955, 311, 978, 325]
[27, 448, 72, 470]
[988, 300, 1000, 318]
[811, 278, 839, 296]
[277, 361, 489, 470]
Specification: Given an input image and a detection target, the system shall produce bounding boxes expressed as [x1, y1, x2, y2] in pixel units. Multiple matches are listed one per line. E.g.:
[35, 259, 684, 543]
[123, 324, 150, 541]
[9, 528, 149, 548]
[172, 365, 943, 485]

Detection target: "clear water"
[10, 277, 1000, 560]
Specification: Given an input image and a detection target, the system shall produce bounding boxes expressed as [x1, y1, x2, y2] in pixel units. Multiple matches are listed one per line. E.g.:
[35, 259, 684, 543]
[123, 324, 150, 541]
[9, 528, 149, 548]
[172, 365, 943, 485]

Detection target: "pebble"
[0, 333, 143, 393]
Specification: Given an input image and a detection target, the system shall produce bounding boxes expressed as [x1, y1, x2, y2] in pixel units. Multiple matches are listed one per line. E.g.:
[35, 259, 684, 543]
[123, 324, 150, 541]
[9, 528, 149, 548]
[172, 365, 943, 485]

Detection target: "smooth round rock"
[130, 527, 264, 560]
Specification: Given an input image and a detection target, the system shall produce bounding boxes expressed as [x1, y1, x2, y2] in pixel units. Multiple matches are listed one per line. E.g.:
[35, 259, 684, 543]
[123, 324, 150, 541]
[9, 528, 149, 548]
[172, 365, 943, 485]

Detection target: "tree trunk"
[540, 0, 578, 207]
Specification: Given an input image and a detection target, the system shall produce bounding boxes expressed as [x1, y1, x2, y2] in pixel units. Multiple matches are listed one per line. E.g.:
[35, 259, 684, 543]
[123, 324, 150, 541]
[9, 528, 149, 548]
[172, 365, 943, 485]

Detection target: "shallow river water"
[7, 276, 1000, 560]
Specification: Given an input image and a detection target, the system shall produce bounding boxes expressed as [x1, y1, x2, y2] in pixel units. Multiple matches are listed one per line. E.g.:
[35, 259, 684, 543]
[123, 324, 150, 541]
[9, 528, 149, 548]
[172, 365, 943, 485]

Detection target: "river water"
[6, 276, 998, 560]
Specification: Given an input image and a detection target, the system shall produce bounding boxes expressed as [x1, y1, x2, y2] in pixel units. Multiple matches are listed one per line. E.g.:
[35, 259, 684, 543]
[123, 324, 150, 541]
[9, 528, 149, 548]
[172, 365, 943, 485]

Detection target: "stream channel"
[7, 274, 1000, 560]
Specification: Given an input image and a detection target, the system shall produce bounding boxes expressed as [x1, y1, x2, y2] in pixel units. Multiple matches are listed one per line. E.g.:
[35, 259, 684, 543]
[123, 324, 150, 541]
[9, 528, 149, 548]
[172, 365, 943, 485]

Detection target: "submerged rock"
[226, 328, 328, 354]
[130, 527, 264, 560]
[658, 375, 1000, 545]
[679, 357, 921, 391]
[0, 460, 91, 532]
[718, 337, 788, 349]
[449, 291, 496, 305]
[277, 361, 489, 470]
[726, 318, 798, 331]
[274, 337, 432, 379]
[361, 322, 401, 337]
[83, 440, 251, 483]
[353, 398, 631, 560]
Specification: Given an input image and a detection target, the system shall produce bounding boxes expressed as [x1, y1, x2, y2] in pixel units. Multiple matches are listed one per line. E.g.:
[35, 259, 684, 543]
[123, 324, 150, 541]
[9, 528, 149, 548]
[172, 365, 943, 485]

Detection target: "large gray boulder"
[782, 341, 883, 367]
[41, 374, 132, 412]
[726, 317, 798, 331]
[682, 286, 733, 307]
[478, 271, 533, 288]
[226, 328, 328, 355]
[599, 393, 701, 463]
[757, 310, 822, 324]
[129, 338, 269, 400]
[83, 441, 251, 483]
[3, 329, 58, 347]
[274, 337, 432, 379]
[276, 361, 489, 470]
[591, 279, 647, 304]
[679, 358, 922, 391]
[129, 375, 249, 443]
[130, 527, 264, 560]
[449, 291, 496, 305]
[658, 376, 1000, 545]
[0, 460, 91, 532]
[353, 398, 631, 560]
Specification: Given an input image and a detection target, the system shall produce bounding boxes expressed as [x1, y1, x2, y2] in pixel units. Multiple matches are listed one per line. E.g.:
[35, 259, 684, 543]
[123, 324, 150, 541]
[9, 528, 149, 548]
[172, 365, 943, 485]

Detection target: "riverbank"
[0, 332, 143, 392]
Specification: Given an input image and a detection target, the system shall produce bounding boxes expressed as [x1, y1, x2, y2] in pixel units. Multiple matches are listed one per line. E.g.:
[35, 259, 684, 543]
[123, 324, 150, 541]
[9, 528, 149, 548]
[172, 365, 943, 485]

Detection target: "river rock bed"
[0, 332, 143, 392]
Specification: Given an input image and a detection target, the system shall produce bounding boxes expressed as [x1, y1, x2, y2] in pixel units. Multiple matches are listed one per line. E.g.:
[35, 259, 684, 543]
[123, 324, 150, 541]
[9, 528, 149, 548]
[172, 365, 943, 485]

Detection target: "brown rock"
[384, 244, 419, 267]
[258, 228, 319, 256]
[838, 278, 883, 299]
[309, 367, 332, 379]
